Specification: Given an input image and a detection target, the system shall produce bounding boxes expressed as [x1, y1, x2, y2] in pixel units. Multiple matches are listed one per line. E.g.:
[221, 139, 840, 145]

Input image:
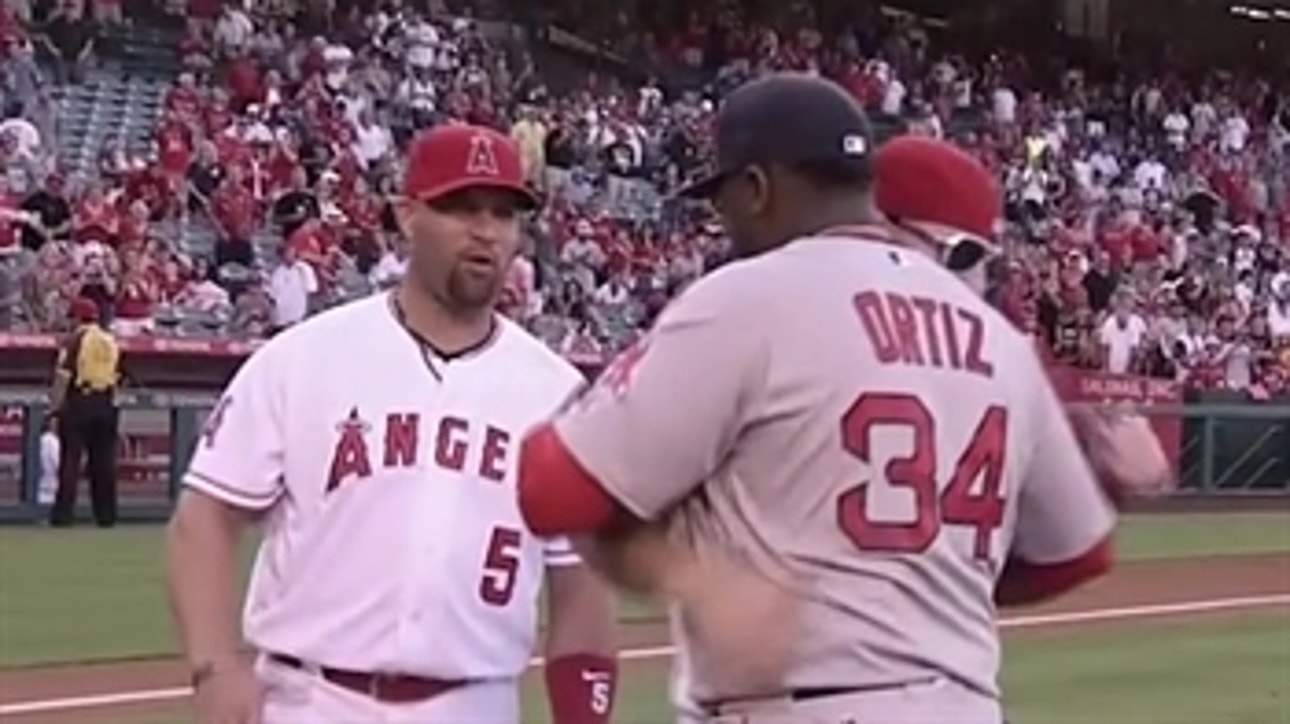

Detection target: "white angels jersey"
[185, 293, 584, 679]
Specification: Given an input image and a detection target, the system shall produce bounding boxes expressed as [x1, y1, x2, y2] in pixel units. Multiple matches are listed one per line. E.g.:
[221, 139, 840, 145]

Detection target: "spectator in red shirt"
[1130, 220, 1165, 264]
[153, 254, 188, 303]
[73, 183, 119, 245]
[1098, 210, 1134, 267]
[163, 72, 202, 118]
[225, 53, 263, 111]
[155, 111, 194, 185]
[114, 200, 151, 250]
[209, 165, 258, 268]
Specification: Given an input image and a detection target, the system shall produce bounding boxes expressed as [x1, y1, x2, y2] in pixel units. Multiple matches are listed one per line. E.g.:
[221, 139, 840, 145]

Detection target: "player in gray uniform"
[516, 74, 1117, 724]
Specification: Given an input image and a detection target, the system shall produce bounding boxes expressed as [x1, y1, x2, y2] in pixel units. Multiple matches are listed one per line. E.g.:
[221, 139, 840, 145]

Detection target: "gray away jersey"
[553, 234, 1114, 705]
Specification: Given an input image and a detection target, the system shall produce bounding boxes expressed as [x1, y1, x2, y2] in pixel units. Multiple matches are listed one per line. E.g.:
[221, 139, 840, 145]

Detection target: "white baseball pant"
[256, 654, 521, 723]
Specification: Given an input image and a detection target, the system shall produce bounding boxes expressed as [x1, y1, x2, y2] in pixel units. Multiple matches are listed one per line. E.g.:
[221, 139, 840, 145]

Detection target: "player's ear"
[744, 165, 771, 218]
[392, 196, 417, 239]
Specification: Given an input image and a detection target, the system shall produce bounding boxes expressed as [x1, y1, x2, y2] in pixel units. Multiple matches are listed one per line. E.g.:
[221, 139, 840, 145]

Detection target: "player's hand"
[673, 554, 800, 699]
[573, 522, 683, 595]
[1069, 403, 1174, 503]
[191, 661, 264, 724]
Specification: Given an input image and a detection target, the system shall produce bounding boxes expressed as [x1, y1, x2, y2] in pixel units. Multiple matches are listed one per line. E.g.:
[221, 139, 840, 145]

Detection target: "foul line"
[2, 594, 1287, 716]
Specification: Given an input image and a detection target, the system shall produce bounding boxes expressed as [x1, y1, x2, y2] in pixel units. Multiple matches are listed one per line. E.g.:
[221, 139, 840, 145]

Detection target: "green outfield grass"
[0, 512, 1287, 669]
[1113, 512, 1290, 561]
[519, 612, 1290, 724]
[1002, 612, 1290, 724]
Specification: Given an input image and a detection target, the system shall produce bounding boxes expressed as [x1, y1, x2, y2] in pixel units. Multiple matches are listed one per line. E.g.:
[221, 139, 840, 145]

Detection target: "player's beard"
[440, 259, 505, 315]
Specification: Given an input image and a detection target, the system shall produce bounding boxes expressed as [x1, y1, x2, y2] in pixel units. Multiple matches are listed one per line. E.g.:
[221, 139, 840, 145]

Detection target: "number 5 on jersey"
[837, 393, 1008, 561]
[480, 526, 522, 606]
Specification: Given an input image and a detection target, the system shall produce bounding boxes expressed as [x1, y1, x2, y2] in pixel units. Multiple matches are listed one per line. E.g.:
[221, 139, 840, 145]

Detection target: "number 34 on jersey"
[836, 392, 1009, 564]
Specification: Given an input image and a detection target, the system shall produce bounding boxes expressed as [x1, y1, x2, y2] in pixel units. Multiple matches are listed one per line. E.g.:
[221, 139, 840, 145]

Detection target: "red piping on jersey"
[518, 424, 623, 536]
[994, 535, 1113, 607]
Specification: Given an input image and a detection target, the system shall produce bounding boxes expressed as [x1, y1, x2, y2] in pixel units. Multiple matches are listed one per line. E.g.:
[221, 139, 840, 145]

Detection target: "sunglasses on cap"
[943, 235, 994, 272]
[892, 219, 997, 272]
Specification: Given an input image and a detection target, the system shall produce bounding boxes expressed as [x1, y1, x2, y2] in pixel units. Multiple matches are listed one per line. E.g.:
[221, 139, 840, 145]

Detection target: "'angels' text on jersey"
[185, 294, 584, 680]
[323, 408, 514, 492]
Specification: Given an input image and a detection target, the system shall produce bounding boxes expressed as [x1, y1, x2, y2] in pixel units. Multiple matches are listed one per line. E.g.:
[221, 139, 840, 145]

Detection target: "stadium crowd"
[0, 0, 1288, 397]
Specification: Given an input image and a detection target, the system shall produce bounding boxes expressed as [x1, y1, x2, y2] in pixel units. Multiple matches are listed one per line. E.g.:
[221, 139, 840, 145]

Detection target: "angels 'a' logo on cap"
[466, 133, 501, 176]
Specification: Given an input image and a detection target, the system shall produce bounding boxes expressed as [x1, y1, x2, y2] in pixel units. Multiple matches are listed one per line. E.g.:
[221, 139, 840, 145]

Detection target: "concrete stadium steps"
[55, 74, 168, 176]
[55, 24, 180, 176]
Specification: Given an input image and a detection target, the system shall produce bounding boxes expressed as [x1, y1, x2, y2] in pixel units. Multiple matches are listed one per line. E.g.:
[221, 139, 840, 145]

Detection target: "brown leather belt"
[269, 653, 467, 703]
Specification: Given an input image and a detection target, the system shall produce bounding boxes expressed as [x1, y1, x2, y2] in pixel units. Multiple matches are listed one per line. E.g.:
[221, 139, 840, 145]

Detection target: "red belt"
[269, 653, 468, 703]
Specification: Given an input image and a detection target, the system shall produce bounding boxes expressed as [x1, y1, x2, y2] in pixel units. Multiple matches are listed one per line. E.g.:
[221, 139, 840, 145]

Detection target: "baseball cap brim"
[413, 177, 541, 211]
[674, 170, 730, 201]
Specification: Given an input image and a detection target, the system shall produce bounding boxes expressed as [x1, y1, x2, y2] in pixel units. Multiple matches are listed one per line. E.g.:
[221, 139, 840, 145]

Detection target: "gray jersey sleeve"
[552, 270, 767, 520]
[1012, 357, 1116, 563]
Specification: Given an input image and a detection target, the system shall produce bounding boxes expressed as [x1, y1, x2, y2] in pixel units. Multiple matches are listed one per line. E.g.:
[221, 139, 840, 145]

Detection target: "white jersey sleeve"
[183, 340, 288, 510]
[542, 535, 580, 568]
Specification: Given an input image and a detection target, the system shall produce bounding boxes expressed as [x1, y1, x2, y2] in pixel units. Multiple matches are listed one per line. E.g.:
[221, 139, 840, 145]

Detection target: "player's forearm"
[572, 526, 704, 599]
[570, 534, 659, 595]
[544, 565, 618, 724]
[545, 565, 617, 658]
[49, 372, 69, 412]
[165, 492, 247, 667]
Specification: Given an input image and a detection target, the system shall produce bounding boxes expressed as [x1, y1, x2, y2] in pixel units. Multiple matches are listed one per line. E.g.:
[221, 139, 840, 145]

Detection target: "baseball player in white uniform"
[166, 124, 618, 724]
[515, 75, 1119, 724]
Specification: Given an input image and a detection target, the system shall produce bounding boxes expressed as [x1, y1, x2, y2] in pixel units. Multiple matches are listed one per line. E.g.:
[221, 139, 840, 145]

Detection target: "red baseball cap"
[402, 124, 539, 210]
[874, 136, 1001, 246]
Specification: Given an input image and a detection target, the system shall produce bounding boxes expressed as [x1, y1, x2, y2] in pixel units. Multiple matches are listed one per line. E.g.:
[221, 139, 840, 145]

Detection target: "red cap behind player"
[874, 136, 1002, 283]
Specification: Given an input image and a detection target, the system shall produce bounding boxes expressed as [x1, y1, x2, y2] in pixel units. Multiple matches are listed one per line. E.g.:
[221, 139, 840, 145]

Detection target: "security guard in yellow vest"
[48, 298, 121, 527]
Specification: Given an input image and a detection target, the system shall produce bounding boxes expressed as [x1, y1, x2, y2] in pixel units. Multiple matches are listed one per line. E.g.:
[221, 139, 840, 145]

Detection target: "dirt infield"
[0, 552, 1286, 723]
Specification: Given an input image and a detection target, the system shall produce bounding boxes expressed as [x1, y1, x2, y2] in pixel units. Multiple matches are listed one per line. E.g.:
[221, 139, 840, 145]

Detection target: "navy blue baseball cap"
[676, 73, 875, 200]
